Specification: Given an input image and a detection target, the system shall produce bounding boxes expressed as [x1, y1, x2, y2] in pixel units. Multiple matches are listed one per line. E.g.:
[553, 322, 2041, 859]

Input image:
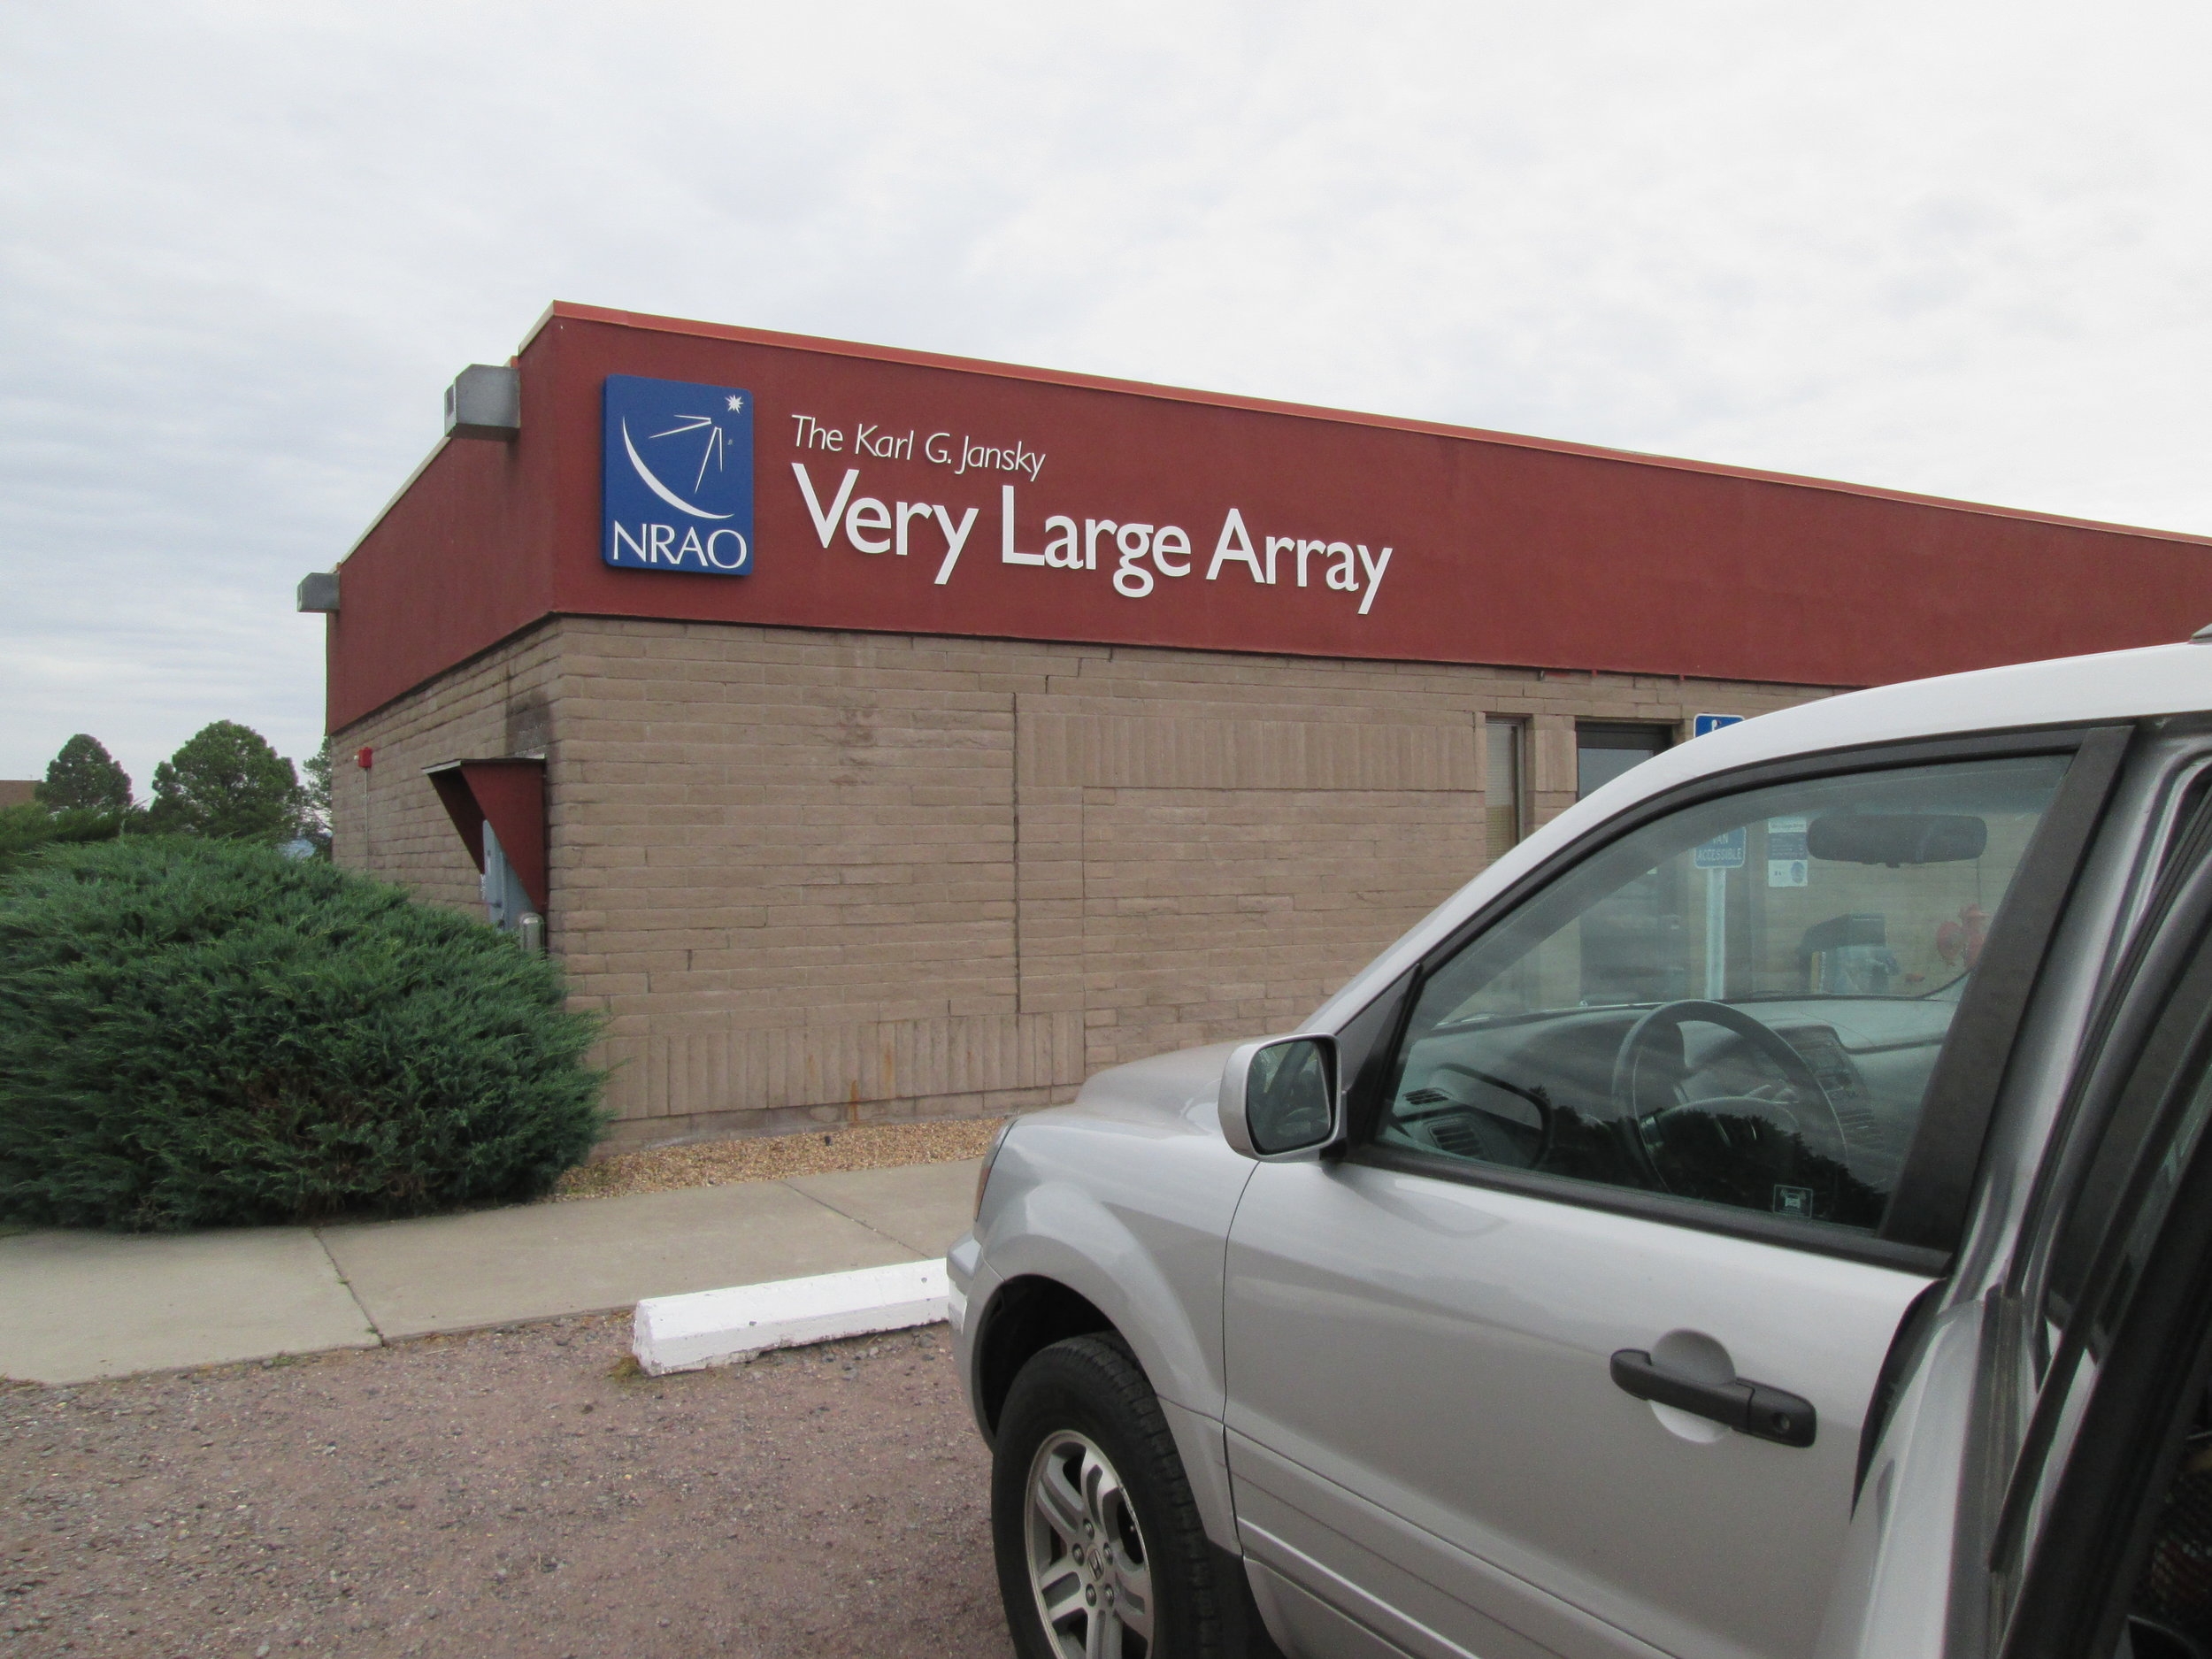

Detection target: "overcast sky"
[4, 1, 2208, 793]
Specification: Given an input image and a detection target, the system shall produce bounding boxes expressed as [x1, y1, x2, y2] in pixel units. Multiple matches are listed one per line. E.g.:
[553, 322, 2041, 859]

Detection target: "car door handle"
[1609, 1349, 1817, 1448]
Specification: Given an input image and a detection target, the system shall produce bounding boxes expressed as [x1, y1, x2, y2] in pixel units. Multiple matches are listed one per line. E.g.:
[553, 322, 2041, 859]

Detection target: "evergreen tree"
[36, 734, 132, 815]
[149, 722, 303, 841]
[296, 737, 335, 856]
[302, 737, 334, 833]
[0, 839, 607, 1230]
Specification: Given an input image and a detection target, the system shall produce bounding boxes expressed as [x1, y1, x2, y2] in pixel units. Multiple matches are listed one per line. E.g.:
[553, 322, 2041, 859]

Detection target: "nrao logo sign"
[602, 373, 755, 575]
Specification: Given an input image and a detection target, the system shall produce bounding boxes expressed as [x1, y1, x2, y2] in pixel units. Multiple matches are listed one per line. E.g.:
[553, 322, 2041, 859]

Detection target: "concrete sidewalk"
[0, 1158, 980, 1386]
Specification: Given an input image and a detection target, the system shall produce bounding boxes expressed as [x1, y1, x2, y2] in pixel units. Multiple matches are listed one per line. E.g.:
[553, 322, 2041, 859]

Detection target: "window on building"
[1578, 723, 1671, 800]
[1486, 718, 1526, 862]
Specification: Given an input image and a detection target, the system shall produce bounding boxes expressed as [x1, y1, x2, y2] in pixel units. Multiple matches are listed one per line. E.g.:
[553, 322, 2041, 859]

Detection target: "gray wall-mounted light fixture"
[296, 572, 341, 613]
[444, 364, 521, 441]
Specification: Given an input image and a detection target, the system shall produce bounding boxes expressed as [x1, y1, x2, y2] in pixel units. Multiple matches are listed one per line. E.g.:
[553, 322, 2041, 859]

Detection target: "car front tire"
[992, 1333, 1229, 1659]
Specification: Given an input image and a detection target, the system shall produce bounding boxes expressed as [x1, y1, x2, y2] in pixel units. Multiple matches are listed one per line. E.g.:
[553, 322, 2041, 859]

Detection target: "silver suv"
[951, 640, 2212, 1659]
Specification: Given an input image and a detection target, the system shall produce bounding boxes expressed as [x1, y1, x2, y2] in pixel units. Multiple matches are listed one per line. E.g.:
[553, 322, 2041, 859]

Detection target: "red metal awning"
[424, 758, 548, 914]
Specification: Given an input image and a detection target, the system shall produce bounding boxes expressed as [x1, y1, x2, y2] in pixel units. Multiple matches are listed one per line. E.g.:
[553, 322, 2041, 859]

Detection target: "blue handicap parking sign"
[1694, 828, 1747, 868]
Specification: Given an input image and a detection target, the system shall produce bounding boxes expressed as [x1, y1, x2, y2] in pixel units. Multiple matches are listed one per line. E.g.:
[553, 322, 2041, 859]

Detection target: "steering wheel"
[1609, 1000, 1850, 1202]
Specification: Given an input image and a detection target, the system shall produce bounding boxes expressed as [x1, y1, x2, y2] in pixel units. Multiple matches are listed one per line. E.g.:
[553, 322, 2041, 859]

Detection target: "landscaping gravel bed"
[552, 1118, 1005, 1202]
[0, 1317, 1010, 1657]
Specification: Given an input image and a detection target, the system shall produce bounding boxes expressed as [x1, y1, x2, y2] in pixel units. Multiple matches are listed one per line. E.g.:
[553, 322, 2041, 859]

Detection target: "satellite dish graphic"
[621, 396, 745, 520]
[601, 375, 756, 577]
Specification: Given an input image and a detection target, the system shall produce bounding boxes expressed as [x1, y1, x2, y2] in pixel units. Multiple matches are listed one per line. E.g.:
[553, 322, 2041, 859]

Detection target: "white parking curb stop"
[632, 1259, 949, 1376]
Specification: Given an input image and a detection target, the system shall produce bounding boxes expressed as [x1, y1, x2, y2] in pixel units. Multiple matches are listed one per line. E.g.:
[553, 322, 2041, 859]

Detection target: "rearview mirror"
[1220, 1035, 1340, 1160]
[1808, 813, 1987, 867]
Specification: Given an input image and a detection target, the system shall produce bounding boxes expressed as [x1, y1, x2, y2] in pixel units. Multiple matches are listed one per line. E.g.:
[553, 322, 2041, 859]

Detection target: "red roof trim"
[529, 300, 2212, 549]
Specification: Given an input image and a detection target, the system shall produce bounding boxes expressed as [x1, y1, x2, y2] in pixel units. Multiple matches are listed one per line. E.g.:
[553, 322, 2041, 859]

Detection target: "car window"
[1374, 755, 2070, 1237]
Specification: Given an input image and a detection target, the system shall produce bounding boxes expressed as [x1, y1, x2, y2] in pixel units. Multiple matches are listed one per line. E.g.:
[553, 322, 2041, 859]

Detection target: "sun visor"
[424, 758, 548, 914]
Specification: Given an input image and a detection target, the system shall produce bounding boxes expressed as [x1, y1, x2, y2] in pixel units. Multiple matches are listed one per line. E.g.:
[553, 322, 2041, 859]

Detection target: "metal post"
[1704, 866, 1727, 999]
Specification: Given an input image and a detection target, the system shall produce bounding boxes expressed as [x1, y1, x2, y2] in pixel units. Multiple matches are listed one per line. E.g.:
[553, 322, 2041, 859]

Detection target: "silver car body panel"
[1813, 1299, 1985, 1659]
[1247, 1556, 1448, 1659]
[1236, 1473, 1629, 1659]
[953, 1041, 1257, 1549]
[1224, 1159, 1931, 1659]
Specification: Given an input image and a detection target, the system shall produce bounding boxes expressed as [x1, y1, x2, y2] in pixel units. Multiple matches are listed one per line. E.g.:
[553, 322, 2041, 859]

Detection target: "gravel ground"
[552, 1118, 1007, 1202]
[0, 1317, 1012, 1658]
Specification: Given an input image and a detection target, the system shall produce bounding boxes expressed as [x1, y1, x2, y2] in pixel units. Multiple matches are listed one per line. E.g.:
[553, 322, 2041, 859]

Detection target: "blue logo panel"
[603, 374, 755, 575]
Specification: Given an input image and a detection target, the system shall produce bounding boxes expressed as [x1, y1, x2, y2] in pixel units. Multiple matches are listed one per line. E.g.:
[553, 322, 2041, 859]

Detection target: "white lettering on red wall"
[787, 458, 1395, 618]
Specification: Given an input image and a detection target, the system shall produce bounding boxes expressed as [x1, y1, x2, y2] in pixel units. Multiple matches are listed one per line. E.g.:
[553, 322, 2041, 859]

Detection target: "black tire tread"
[993, 1333, 1230, 1659]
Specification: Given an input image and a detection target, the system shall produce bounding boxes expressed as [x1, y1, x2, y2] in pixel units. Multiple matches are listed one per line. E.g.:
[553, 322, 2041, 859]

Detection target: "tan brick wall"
[329, 630, 565, 914]
[334, 618, 1828, 1149]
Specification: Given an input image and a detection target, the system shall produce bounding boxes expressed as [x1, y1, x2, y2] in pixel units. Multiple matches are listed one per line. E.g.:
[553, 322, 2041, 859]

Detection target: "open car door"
[1819, 760, 2212, 1659]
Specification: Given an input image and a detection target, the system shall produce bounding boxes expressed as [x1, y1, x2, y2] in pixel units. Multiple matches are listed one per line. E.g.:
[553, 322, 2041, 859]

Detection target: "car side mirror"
[1220, 1034, 1340, 1160]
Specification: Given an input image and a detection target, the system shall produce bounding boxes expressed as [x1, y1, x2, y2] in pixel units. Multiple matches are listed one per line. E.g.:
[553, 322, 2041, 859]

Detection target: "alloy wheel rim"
[1023, 1428, 1155, 1658]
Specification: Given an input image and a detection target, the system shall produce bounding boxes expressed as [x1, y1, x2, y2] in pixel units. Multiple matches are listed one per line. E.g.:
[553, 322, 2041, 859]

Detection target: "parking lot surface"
[1, 1315, 1011, 1657]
